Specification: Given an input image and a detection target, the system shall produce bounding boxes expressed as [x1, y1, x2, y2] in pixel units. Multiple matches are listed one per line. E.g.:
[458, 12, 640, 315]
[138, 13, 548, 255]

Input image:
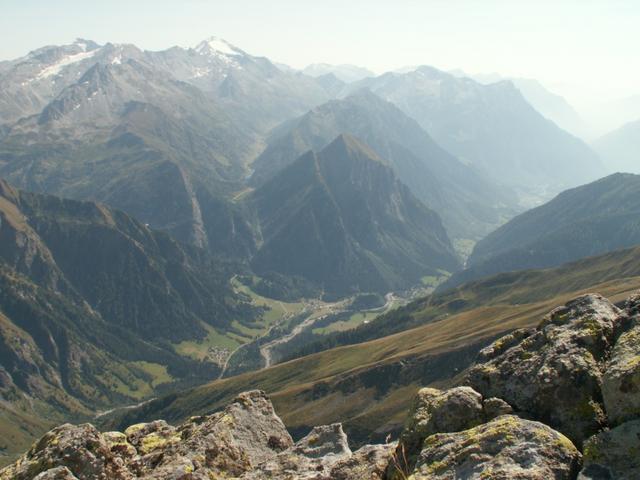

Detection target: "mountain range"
[450, 70, 587, 138]
[0, 38, 334, 254]
[0, 37, 330, 134]
[251, 90, 517, 241]
[0, 37, 608, 257]
[348, 66, 604, 199]
[2, 35, 640, 473]
[302, 63, 375, 83]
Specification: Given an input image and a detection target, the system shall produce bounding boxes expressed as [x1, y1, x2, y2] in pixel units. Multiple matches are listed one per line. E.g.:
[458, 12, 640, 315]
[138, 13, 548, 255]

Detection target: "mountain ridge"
[593, 118, 640, 174]
[443, 172, 640, 289]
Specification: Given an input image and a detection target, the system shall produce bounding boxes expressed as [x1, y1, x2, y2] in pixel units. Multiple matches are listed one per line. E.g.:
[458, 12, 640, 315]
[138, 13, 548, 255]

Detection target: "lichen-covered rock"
[143, 389, 294, 478]
[467, 294, 620, 445]
[33, 467, 79, 480]
[124, 420, 179, 455]
[0, 423, 133, 480]
[474, 328, 534, 363]
[0, 390, 293, 480]
[388, 386, 486, 477]
[602, 298, 640, 426]
[102, 431, 137, 459]
[578, 419, 640, 480]
[330, 443, 395, 480]
[412, 415, 581, 479]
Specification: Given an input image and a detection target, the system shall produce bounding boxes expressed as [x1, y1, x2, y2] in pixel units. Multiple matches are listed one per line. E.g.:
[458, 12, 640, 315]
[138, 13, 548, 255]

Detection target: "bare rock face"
[242, 423, 352, 479]
[291, 423, 352, 460]
[330, 443, 395, 480]
[602, 294, 640, 426]
[411, 415, 581, 479]
[578, 419, 640, 480]
[467, 294, 621, 446]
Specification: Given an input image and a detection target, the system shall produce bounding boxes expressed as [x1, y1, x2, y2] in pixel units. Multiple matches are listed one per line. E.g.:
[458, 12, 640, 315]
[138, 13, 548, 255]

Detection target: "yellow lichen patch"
[623, 355, 640, 370]
[479, 364, 499, 375]
[579, 315, 606, 338]
[218, 413, 236, 426]
[124, 423, 148, 437]
[472, 416, 521, 444]
[492, 337, 507, 351]
[519, 350, 534, 360]
[103, 431, 128, 446]
[479, 468, 496, 479]
[555, 433, 578, 452]
[422, 459, 449, 475]
[139, 432, 181, 455]
[422, 433, 445, 449]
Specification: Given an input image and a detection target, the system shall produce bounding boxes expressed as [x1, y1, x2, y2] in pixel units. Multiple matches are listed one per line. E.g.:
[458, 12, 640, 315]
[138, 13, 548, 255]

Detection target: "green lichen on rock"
[411, 415, 581, 480]
[387, 386, 486, 478]
[139, 431, 181, 455]
[467, 294, 620, 446]
[579, 419, 640, 480]
[602, 309, 640, 426]
[0, 423, 131, 480]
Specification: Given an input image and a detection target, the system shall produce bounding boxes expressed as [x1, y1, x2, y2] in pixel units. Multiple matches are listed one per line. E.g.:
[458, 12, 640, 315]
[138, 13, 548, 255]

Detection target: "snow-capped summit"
[194, 37, 245, 57]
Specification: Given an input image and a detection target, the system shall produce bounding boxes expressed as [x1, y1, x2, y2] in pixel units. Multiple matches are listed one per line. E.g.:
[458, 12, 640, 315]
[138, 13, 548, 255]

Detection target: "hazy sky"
[1, 0, 638, 109]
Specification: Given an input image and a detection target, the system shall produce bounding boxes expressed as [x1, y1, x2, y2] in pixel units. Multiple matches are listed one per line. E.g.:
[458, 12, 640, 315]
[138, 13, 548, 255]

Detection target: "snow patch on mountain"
[35, 49, 99, 80]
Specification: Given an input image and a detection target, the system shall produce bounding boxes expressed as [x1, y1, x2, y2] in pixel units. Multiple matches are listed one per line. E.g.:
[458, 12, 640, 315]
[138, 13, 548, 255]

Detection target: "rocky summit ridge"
[2, 292, 639, 479]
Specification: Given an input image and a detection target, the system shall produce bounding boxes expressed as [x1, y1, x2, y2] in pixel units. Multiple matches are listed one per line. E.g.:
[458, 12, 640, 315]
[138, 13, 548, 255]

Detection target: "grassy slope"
[107, 246, 640, 443]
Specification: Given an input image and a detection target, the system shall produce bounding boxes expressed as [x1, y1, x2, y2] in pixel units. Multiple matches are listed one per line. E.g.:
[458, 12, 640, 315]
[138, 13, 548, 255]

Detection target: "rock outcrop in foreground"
[0, 390, 393, 480]
[2, 293, 639, 479]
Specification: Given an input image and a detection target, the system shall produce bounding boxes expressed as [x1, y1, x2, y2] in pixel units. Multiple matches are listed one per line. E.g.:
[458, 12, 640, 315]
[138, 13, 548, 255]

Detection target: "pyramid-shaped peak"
[322, 134, 386, 165]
